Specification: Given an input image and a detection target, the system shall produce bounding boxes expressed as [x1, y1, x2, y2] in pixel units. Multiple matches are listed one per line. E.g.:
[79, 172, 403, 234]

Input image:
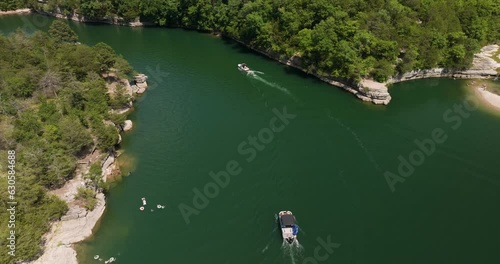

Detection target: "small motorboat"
[278, 211, 298, 244]
[237, 63, 251, 73]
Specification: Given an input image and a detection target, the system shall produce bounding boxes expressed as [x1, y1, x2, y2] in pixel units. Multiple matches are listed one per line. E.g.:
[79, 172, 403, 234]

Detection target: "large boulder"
[122, 120, 133, 131]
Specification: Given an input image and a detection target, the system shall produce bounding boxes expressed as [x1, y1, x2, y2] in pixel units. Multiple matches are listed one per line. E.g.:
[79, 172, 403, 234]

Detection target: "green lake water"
[2, 15, 500, 264]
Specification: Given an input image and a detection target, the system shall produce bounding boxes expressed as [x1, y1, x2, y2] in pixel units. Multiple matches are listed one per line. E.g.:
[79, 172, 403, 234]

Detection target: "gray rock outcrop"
[131, 74, 148, 94]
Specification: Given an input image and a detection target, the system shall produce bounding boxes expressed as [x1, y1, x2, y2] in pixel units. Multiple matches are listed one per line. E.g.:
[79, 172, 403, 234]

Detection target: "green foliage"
[45, 151, 77, 187]
[114, 55, 134, 78]
[109, 84, 131, 109]
[0, 167, 68, 264]
[9, 0, 499, 81]
[94, 42, 116, 73]
[80, 0, 113, 18]
[107, 112, 127, 126]
[0, 0, 30, 10]
[59, 117, 93, 155]
[94, 122, 119, 151]
[0, 28, 134, 263]
[48, 20, 78, 43]
[85, 163, 109, 192]
[13, 112, 42, 142]
[6, 75, 35, 98]
[75, 187, 97, 210]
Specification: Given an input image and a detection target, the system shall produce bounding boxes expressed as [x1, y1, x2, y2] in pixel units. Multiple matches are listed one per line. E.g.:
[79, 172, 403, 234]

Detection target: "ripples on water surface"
[1, 14, 500, 264]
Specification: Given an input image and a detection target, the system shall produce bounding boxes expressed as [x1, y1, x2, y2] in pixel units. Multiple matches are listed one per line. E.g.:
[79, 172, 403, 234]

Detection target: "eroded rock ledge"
[18, 8, 499, 105]
[25, 75, 148, 264]
[29, 149, 107, 264]
[34, 8, 153, 27]
[228, 39, 393, 105]
[283, 45, 499, 105]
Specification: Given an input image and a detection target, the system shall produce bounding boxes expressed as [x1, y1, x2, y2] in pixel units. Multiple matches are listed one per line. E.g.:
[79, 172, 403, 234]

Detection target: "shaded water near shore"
[2, 15, 500, 264]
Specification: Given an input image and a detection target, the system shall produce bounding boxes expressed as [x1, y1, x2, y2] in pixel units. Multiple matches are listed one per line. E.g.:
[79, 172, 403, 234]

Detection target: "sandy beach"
[478, 88, 500, 109]
[0, 8, 31, 15]
[469, 80, 500, 112]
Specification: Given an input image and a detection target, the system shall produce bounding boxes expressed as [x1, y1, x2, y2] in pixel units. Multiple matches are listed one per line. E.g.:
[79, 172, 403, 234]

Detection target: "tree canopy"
[0, 21, 133, 264]
[48, 20, 78, 43]
[23, 0, 500, 82]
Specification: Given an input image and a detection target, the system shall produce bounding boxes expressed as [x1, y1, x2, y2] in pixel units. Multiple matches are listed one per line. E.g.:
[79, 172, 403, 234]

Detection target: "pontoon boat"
[278, 211, 298, 244]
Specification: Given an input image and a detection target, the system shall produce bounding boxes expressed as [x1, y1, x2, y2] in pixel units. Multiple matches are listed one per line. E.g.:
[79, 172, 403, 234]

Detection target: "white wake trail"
[249, 73, 294, 98]
[327, 111, 382, 172]
[281, 240, 304, 264]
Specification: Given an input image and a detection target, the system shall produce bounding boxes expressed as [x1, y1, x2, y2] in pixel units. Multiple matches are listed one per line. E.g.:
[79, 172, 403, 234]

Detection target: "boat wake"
[327, 111, 382, 172]
[261, 224, 278, 254]
[248, 72, 295, 99]
[281, 240, 304, 264]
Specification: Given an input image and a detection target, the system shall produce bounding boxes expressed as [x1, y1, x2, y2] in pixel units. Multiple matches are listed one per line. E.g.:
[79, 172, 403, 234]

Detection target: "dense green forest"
[3, 0, 499, 82]
[0, 21, 133, 263]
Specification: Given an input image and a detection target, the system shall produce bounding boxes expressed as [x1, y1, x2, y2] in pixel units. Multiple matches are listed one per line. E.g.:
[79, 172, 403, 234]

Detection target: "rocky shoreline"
[5, 8, 499, 105]
[388, 45, 500, 84]
[33, 8, 154, 27]
[23, 75, 148, 264]
[30, 149, 106, 264]
[232, 41, 498, 105]
[228, 37, 392, 104]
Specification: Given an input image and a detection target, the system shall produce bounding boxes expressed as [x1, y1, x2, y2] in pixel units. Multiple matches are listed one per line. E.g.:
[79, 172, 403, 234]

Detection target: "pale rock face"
[131, 74, 149, 94]
[388, 45, 500, 83]
[134, 74, 148, 83]
[135, 81, 148, 94]
[359, 45, 500, 105]
[356, 79, 392, 105]
[101, 154, 116, 182]
[29, 149, 114, 264]
[122, 120, 133, 131]
[470, 45, 500, 71]
[33, 9, 155, 26]
[31, 193, 106, 264]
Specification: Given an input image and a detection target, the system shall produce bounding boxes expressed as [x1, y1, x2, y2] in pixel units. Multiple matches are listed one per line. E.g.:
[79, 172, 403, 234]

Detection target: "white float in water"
[139, 206, 144, 211]
[94, 255, 99, 260]
[104, 257, 116, 264]
[141, 197, 147, 205]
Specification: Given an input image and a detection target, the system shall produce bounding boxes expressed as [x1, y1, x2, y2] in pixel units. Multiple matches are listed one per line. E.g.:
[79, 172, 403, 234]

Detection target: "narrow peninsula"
[0, 21, 147, 264]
